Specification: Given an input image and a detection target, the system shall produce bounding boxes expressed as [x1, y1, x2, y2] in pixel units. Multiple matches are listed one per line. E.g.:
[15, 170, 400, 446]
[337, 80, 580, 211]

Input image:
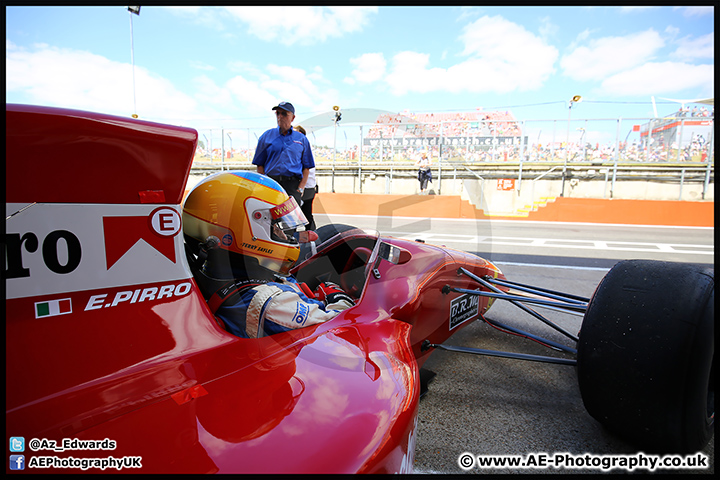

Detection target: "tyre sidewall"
[577, 260, 714, 453]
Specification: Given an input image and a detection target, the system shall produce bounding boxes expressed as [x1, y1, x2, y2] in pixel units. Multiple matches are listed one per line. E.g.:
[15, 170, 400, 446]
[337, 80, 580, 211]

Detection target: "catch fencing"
[195, 114, 714, 166]
[191, 114, 714, 200]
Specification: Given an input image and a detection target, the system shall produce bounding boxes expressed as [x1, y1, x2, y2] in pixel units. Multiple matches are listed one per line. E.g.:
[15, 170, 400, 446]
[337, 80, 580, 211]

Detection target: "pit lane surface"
[316, 214, 714, 474]
[314, 213, 714, 268]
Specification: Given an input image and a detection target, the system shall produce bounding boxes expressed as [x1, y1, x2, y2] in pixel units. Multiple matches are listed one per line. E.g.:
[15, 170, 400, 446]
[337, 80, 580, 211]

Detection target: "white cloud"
[619, 7, 657, 14]
[264, 65, 318, 105]
[575, 29, 593, 43]
[5, 42, 221, 124]
[347, 53, 387, 84]
[166, 6, 228, 32]
[600, 62, 714, 96]
[4, 39, 336, 129]
[381, 15, 558, 96]
[561, 29, 665, 82]
[385, 51, 447, 95]
[461, 15, 559, 86]
[672, 32, 714, 60]
[538, 16, 559, 40]
[219, 63, 338, 117]
[226, 60, 265, 77]
[189, 60, 216, 71]
[166, 6, 202, 15]
[7, 42, 136, 111]
[223, 6, 378, 46]
[268, 64, 338, 111]
[225, 75, 277, 114]
[664, 25, 681, 41]
[678, 6, 714, 17]
[193, 74, 235, 108]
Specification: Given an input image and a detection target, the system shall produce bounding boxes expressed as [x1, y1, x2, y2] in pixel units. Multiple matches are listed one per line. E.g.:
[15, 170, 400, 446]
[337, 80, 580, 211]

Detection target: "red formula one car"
[5, 105, 713, 473]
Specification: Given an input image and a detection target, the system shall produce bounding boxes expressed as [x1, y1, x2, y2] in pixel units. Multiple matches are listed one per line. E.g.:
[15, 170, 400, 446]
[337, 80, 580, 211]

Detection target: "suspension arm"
[481, 276, 590, 304]
[453, 268, 583, 343]
[421, 340, 576, 366]
[445, 285, 587, 313]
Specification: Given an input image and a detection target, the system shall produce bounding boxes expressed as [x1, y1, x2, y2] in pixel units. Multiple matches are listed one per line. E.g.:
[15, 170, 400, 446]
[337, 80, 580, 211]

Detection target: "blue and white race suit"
[213, 276, 354, 339]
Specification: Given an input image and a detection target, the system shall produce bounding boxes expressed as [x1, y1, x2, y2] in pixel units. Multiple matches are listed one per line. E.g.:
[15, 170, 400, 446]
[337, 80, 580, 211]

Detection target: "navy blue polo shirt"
[252, 127, 315, 178]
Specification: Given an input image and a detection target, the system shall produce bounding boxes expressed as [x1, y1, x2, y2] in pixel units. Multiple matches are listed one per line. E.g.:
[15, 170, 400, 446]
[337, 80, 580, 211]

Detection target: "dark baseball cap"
[272, 101, 295, 115]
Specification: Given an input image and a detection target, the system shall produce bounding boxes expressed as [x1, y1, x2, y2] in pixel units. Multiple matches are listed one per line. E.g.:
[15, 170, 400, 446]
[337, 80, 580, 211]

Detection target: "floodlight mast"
[332, 106, 341, 193]
[128, 7, 141, 119]
[561, 95, 581, 197]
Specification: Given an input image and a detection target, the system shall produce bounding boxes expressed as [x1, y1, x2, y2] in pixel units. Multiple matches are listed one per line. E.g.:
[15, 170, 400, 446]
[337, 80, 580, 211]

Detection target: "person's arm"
[257, 165, 265, 175]
[244, 281, 353, 337]
[298, 168, 309, 192]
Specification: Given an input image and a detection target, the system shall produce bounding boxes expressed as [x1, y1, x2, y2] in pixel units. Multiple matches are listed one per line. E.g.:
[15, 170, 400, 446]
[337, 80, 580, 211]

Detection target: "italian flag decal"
[35, 298, 72, 318]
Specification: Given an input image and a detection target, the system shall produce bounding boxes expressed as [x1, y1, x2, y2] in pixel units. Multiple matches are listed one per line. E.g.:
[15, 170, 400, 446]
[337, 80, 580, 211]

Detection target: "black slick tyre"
[577, 259, 714, 453]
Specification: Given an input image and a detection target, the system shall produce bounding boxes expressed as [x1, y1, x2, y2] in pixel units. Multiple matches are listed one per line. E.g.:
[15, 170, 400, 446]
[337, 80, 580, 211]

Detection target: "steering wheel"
[340, 246, 373, 297]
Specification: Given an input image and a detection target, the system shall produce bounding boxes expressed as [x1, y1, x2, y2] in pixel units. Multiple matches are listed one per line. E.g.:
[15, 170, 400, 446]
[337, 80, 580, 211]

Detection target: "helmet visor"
[270, 196, 308, 231]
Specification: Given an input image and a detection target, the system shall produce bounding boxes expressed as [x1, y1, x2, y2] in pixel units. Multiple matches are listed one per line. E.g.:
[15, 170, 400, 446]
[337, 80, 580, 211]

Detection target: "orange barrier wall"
[312, 193, 714, 228]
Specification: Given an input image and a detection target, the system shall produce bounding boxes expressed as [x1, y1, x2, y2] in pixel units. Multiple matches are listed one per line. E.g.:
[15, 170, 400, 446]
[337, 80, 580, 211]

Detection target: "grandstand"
[639, 109, 713, 149]
[364, 110, 525, 149]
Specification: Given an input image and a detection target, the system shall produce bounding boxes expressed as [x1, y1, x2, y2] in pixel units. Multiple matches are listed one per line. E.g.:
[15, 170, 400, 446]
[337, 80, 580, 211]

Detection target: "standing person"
[294, 125, 317, 231]
[415, 152, 432, 194]
[252, 101, 314, 206]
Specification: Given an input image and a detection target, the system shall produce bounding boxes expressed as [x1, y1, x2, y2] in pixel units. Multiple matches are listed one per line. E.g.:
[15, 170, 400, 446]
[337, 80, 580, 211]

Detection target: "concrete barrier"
[312, 193, 714, 227]
[184, 174, 714, 227]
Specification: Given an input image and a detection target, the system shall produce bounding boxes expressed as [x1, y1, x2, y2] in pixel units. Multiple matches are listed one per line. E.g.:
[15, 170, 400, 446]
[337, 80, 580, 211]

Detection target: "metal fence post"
[679, 168, 685, 200]
[437, 158, 442, 196]
[676, 117, 685, 162]
[703, 119, 714, 199]
[644, 119, 651, 162]
[550, 120, 556, 165]
[614, 118, 621, 165]
[611, 149, 618, 199]
[359, 125, 363, 194]
[518, 120, 525, 194]
[221, 128, 225, 171]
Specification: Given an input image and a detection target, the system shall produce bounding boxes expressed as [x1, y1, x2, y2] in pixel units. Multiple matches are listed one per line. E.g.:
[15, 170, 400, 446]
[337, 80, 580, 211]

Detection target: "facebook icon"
[9, 455, 25, 470]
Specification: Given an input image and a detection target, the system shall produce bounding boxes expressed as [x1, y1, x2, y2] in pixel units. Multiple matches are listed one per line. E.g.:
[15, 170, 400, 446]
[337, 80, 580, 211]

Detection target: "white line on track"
[493, 261, 611, 272]
[319, 213, 714, 230]
[388, 232, 713, 256]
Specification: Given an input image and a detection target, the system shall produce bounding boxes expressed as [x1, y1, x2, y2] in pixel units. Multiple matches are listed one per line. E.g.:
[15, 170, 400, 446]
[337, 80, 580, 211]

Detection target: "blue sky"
[5, 6, 714, 148]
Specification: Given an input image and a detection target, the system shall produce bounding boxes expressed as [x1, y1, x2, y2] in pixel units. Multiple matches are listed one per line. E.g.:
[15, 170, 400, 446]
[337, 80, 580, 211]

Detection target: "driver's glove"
[314, 282, 355, 306]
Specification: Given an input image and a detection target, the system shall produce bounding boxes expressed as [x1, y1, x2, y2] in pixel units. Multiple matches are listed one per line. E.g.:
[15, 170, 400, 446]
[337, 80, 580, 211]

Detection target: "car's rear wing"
[5, 105, 229, 434]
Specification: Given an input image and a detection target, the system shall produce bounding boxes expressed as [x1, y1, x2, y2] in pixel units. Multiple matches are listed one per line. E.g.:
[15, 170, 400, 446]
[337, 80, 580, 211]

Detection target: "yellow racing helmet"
[183, 171, 308, 275]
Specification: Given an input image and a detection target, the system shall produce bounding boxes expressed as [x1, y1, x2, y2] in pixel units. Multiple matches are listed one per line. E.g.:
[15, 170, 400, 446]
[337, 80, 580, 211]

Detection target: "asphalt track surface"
[315, 213, 714, 475]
